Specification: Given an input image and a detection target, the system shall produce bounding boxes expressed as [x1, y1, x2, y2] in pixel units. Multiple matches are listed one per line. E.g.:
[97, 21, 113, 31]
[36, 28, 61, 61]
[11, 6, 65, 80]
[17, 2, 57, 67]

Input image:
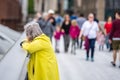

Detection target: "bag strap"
[87, 22, 94, 36]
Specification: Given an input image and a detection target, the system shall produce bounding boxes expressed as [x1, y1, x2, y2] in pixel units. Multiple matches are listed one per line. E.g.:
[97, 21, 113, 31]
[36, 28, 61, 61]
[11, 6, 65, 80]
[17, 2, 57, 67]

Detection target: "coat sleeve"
[22, 40, 43, 54]
[50, 23, 55, 33]
[109, 21, 115, 40]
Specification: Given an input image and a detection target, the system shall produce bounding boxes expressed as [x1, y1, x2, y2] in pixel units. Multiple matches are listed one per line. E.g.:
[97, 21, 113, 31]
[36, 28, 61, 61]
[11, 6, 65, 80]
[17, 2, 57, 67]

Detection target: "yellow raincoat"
[22, 34, 59, 80]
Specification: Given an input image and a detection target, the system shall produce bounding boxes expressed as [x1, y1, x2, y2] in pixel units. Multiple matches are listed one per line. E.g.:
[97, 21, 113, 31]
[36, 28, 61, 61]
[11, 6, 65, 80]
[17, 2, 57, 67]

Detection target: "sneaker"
[74, 52, 76, 55]
[71, 50, 73, 54]
[91, 58, 94, 62]
[119, 65, 120, 68]
[86, 57, 89, 61]
[111, 61, 116, 67]
[55, 49, 60, 53]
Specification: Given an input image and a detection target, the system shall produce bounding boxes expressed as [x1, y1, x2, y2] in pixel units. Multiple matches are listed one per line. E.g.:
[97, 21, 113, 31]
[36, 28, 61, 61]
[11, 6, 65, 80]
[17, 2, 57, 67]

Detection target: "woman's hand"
[109, 39, 112, 44]
[53, 32, 56, 36]
[20, 38, 31, 47]
[20, 41, 26, 47]
[79, 35, 82, 39]
[61, 29, 64, 33]
[79, 30, 83, 39]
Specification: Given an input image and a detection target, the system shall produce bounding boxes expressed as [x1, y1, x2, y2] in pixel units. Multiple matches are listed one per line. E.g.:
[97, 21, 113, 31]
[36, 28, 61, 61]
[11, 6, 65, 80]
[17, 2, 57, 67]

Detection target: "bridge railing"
[0, 32, 27, 80]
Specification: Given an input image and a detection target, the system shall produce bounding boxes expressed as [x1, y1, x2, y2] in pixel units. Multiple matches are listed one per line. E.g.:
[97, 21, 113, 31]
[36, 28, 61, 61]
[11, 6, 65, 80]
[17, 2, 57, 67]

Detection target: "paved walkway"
[52, 36, 120, 80]
[2, 35, 119, 80]
[56, 49, 120, 80]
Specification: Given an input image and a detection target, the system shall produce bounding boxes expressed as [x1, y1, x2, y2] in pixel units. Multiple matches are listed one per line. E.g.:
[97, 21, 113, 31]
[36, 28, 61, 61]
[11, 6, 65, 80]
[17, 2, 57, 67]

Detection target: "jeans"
[86, 38, 96, 59]
[105, 34, 110, 49]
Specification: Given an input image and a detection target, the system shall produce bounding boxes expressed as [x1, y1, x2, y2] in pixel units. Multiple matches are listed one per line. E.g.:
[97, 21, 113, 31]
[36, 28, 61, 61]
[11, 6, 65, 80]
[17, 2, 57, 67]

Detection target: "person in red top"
[69, 20, 80, 54]
[54, 25, 64, 53]
[109, 10, 120, 68]
[104, 16, 112, 50]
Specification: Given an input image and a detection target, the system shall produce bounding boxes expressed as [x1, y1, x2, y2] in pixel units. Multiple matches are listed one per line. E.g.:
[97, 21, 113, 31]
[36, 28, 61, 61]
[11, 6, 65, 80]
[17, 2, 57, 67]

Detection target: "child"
[97, 31, 105, 51]
[54, 25, 64, 53]
[69, 20, 80, 54]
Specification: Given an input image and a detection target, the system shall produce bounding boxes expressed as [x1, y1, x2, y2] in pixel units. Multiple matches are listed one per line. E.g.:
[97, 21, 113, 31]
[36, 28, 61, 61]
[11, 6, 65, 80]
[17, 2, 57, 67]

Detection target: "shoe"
[91, 58, 94, 62]
[74, 52, 76, 55]
[111, 61, 116, 67]
[86, 57, 89, 61]
[119, 65, 120, 68]
[65, 49, 68, 53]
[71, 50, 73, 54]
[57, 50, 60, 53]
[55, 49, 60, 53]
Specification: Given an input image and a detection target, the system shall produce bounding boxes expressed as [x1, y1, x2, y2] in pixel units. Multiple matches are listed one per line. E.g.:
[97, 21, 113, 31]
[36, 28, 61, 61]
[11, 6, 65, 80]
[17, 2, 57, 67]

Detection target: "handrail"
[0, 32, 27, 80]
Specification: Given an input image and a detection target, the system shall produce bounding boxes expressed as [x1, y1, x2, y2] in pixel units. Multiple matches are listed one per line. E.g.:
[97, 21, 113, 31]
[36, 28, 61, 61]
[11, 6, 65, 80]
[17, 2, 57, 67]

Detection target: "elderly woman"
[79, 13, 99, 62]
[21, 22, 59, 80]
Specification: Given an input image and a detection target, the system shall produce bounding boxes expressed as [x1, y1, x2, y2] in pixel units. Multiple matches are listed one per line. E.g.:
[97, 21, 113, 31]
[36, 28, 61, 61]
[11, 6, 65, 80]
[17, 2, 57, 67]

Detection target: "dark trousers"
[80, 39, 83, 49]
[86, 38, 96, 58]
[76, 37, 79, 47]
[63, 34, 70, 52]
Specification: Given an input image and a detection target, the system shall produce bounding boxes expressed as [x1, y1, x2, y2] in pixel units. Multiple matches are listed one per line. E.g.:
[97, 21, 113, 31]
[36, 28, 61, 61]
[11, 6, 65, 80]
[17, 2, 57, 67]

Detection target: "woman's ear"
[27, 36, 32, 41]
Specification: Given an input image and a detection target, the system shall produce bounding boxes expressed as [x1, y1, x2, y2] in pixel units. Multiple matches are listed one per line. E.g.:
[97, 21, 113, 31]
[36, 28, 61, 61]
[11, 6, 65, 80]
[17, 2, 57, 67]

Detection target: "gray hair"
[42, 12, 48, 20]
[24, 22, 43, 41]
[88, 13, 94, 18]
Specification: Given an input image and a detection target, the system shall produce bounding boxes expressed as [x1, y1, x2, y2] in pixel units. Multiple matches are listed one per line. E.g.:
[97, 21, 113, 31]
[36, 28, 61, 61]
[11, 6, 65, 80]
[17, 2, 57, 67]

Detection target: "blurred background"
[1, 0, 120, 58]
[0, 0, 120, 80]
[0, 0, 120, 60]
[0, 0, 120, 30]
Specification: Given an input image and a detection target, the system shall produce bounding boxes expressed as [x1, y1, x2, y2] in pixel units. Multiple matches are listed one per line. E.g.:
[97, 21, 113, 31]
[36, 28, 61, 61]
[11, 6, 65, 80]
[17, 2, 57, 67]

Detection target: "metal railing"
[0, 32, 27, 80]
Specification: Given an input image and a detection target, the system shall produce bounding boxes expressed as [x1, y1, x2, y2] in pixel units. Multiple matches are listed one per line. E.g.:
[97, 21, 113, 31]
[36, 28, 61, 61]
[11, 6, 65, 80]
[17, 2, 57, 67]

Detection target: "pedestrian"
[69, 20, 80, 54]
[48, 9, 56, 27]
[28, 12, 42, 23]
[34, 12, 42, 21]
[34, 12, 43, 22]
[76, 13, 86, 30]
[104, 16, 112, 51]
[109, 10, 120, 68]
[54, 25, 64, 53]
[76, 13, 86, 49]
[97, 30, 105, 51]
[37, 12, 55, 40]
[55, 12, 64, 26]
[94, 13, 99, 23]
[70, 12, 78, 20]
[79, 13, 99, 61]
[20, 22, 59, 80]
[61, 14, 71, 52]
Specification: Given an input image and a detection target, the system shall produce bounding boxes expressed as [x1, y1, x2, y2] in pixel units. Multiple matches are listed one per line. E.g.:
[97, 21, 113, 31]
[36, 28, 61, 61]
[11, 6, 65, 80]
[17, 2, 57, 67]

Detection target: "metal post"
[42, 0, 45, 12]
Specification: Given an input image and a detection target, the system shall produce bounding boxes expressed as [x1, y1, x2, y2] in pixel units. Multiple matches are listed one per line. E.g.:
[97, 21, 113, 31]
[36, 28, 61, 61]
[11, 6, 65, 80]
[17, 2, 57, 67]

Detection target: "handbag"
[84, 23, 94, 50]
[84, 36, 89, 50]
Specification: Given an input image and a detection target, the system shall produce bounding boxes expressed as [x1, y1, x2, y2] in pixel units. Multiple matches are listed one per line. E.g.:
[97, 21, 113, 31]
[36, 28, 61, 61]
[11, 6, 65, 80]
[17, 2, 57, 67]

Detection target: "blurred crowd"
[28, 9, 120, 67]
